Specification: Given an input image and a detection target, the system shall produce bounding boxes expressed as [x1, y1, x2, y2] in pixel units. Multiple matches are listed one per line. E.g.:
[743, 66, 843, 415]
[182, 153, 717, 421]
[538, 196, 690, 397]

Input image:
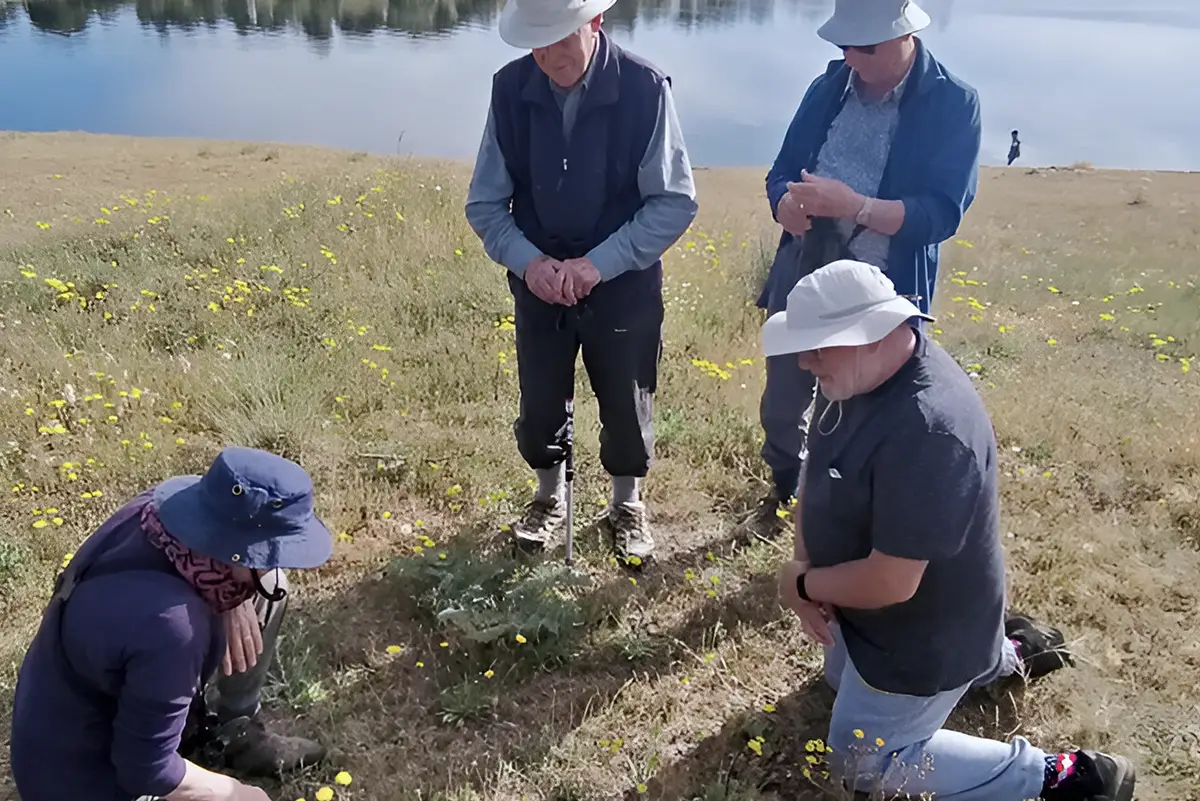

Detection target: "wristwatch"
[796, 571, 812, 603]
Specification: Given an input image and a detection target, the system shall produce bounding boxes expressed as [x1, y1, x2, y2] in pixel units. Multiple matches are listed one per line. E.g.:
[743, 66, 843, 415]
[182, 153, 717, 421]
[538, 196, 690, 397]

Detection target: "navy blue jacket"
[10, 490, 225, 801]
[761, 38, 981, 315]
[490, 31, 669, 325]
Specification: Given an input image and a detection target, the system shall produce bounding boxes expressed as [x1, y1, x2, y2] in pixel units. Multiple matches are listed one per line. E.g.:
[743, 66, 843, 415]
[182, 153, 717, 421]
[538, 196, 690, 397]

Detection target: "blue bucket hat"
[152, 446, 334, 571]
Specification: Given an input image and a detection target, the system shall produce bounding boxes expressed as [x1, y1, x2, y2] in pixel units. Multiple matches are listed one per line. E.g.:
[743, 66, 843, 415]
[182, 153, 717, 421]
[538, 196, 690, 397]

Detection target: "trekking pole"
[564, 397, 575, 568]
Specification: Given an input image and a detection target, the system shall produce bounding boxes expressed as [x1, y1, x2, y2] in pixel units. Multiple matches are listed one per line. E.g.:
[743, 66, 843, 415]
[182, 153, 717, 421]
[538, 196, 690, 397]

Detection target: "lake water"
[1, 0, 1197, 171]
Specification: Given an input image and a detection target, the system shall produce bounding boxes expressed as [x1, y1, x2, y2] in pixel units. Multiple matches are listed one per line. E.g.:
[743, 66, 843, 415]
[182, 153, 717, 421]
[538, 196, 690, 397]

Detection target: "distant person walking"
[465, 0, 698, 563]
[739, 0, 982, 541]
[1008, 129, 1022, 165]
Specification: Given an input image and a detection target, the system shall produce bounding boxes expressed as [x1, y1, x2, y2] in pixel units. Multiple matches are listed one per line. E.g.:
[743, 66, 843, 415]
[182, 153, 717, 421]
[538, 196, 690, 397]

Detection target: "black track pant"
[512, 295, 663, 478]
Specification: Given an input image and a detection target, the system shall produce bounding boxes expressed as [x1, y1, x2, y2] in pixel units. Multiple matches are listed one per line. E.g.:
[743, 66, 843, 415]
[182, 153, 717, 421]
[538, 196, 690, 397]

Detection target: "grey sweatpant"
[512, 298, 662, 479]
[760, 351, 818, 502]
[759, 235, 819, 501]
[208, 568, 289, 721]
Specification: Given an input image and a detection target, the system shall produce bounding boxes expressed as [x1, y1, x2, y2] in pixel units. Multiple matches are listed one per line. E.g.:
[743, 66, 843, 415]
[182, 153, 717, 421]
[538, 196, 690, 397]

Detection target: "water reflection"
[4, 0, 1199, 170]
[7, 0, 860, 38]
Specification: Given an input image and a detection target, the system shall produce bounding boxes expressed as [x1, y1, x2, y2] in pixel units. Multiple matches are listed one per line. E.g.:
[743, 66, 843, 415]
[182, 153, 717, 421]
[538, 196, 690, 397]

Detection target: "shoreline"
[3, 129, 1198, 178]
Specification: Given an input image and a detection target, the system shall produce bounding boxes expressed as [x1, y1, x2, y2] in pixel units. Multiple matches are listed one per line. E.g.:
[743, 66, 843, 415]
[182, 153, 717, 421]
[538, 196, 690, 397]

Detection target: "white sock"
[611, 476, 639, 506]
[534, 463, 566, 503]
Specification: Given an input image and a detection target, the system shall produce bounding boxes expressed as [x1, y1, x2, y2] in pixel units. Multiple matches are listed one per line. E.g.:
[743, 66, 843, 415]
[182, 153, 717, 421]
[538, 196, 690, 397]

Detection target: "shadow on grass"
[627, 675, 1033, 801]
[227, 499, 1041, 801]
[254, 516, 797, 798]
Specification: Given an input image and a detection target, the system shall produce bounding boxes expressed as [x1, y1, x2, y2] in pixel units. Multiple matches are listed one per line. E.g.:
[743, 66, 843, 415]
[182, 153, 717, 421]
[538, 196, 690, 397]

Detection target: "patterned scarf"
[141, 502, 256, 614]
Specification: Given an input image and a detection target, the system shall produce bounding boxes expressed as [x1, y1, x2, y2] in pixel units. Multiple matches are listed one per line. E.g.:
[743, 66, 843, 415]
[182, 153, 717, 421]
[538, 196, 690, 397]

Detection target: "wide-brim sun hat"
[153, 446, 334, 571]
[760, 259, 935, 358]
[498, 0, 619, 50]
[817, 0, 931, 48]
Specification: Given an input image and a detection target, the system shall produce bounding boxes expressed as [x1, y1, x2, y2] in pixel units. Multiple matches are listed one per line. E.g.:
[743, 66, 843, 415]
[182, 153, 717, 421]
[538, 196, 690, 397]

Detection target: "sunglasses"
[839, 43, 878, 55]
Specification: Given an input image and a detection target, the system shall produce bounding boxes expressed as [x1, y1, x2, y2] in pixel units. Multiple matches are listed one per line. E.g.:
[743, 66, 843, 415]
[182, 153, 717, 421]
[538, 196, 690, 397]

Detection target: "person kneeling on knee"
[9, 446, 333, 801]
[766, 259, 1136, 801]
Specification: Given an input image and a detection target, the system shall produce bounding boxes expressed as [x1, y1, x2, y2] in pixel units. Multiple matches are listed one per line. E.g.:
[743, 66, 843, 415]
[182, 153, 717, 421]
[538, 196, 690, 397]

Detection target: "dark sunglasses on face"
[840, 43, 877, 54]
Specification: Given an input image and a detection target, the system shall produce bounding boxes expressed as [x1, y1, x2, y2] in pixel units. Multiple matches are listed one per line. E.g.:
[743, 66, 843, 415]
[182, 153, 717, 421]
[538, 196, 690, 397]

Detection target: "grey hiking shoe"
[606, 501, 655, 565]
[205, 714, 326, 777]
[734, 494, 791, 543]
[512, 497, 567, 551]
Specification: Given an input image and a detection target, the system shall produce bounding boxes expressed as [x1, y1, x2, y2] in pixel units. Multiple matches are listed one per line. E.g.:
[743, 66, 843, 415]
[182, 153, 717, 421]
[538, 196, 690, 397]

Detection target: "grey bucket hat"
[817, 0, 931, 48]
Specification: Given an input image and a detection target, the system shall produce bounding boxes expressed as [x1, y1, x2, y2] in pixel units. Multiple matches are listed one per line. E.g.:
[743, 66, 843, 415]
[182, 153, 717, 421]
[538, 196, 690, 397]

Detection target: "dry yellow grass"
[0, 131, 1197, 801]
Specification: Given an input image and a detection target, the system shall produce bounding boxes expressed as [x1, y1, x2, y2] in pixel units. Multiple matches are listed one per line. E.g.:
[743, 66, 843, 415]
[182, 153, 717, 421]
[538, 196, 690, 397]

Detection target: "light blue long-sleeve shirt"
[464, 62, 698, 283]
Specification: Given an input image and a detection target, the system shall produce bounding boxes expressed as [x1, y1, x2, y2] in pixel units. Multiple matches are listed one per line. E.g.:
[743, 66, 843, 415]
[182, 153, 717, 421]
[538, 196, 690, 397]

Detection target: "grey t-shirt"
[801, 327, 1007, 697]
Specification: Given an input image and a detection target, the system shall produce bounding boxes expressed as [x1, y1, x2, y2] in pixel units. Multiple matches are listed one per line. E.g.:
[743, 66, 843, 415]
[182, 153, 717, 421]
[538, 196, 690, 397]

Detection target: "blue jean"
[820, 624, 1048, 800]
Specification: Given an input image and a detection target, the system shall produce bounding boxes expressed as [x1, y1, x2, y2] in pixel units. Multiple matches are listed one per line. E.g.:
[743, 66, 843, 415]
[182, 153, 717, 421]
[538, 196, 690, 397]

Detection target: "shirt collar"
[848, 56, 915, 105]
[550, 37, 601, 99]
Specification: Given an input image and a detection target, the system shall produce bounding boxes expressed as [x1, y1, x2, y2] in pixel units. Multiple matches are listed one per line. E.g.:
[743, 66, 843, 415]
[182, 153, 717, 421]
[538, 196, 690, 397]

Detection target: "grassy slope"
[0, 131, 1197, 801]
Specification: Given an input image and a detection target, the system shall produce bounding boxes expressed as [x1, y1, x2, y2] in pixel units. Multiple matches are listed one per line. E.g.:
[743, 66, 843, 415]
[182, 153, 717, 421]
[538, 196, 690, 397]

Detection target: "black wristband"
[796, 571, 811, 602]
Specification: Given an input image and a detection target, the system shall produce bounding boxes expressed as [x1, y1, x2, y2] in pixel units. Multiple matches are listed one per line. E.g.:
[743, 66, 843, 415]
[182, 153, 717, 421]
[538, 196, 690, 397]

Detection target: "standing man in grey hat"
[465, 0, 698, 563]
[738, 0, 983, 541]
[10, 447, 333, 801]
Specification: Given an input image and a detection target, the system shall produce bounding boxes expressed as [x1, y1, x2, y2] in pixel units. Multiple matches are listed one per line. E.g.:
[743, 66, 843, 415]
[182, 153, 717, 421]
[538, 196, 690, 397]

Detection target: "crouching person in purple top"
[10, 447, 333, 801]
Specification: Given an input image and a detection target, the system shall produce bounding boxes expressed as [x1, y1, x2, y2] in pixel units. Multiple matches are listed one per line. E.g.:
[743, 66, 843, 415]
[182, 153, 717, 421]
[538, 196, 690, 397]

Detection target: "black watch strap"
[796, 571, 811, 602]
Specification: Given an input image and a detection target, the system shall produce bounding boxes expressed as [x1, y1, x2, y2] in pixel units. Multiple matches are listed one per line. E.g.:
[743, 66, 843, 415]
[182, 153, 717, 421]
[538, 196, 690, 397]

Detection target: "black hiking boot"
[206, 714, 327, 778]
[733, 493, 791, 544]
[1041, 750, 1136, 801]
[981, 613, 1074, 703]
[1007, 613, 1075, 680]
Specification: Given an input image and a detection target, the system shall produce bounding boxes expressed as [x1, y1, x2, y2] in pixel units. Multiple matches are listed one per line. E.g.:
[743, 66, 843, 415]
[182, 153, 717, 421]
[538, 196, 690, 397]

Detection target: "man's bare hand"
[776, 191, 813, 237]
[232, 783, 272, 801]
[524, 255, 568, 305]
[221, 598, 262, 677]
[778, 559, 835, 646]
[797, 601, 836, 647]
[561, 258, 602, 302]
[787, 169, 863, 220]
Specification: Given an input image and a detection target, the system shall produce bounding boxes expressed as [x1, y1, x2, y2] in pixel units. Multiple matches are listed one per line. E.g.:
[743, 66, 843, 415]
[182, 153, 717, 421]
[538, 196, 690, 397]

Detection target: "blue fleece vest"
[490, 31, 667, 324]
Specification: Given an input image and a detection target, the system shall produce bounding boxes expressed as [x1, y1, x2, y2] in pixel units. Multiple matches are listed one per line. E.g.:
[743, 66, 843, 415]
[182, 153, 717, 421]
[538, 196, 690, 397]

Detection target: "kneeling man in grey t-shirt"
[763, 259, 1135, 801]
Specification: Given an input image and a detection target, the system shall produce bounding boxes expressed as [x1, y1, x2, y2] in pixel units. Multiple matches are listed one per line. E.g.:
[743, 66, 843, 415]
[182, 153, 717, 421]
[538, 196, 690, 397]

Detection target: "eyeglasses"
[839, 43, 878, 55]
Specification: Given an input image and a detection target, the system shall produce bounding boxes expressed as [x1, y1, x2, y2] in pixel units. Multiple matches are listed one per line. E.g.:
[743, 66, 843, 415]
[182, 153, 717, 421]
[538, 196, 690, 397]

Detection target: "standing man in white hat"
[465, 0, 697, 563]
[739, 0, 983, 541]
[766, 259, 1136, 801]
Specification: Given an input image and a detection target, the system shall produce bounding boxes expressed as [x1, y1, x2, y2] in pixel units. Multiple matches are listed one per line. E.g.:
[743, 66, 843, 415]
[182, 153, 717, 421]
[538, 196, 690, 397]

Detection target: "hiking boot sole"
[1103, 755, 1137, 801]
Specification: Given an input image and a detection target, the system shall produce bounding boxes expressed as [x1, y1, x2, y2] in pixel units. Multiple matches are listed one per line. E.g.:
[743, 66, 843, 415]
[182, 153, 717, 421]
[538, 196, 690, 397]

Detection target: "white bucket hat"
[760, 259, 935, 357]
[817, 0, 931, 48]
[498, 0, 618, 49]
